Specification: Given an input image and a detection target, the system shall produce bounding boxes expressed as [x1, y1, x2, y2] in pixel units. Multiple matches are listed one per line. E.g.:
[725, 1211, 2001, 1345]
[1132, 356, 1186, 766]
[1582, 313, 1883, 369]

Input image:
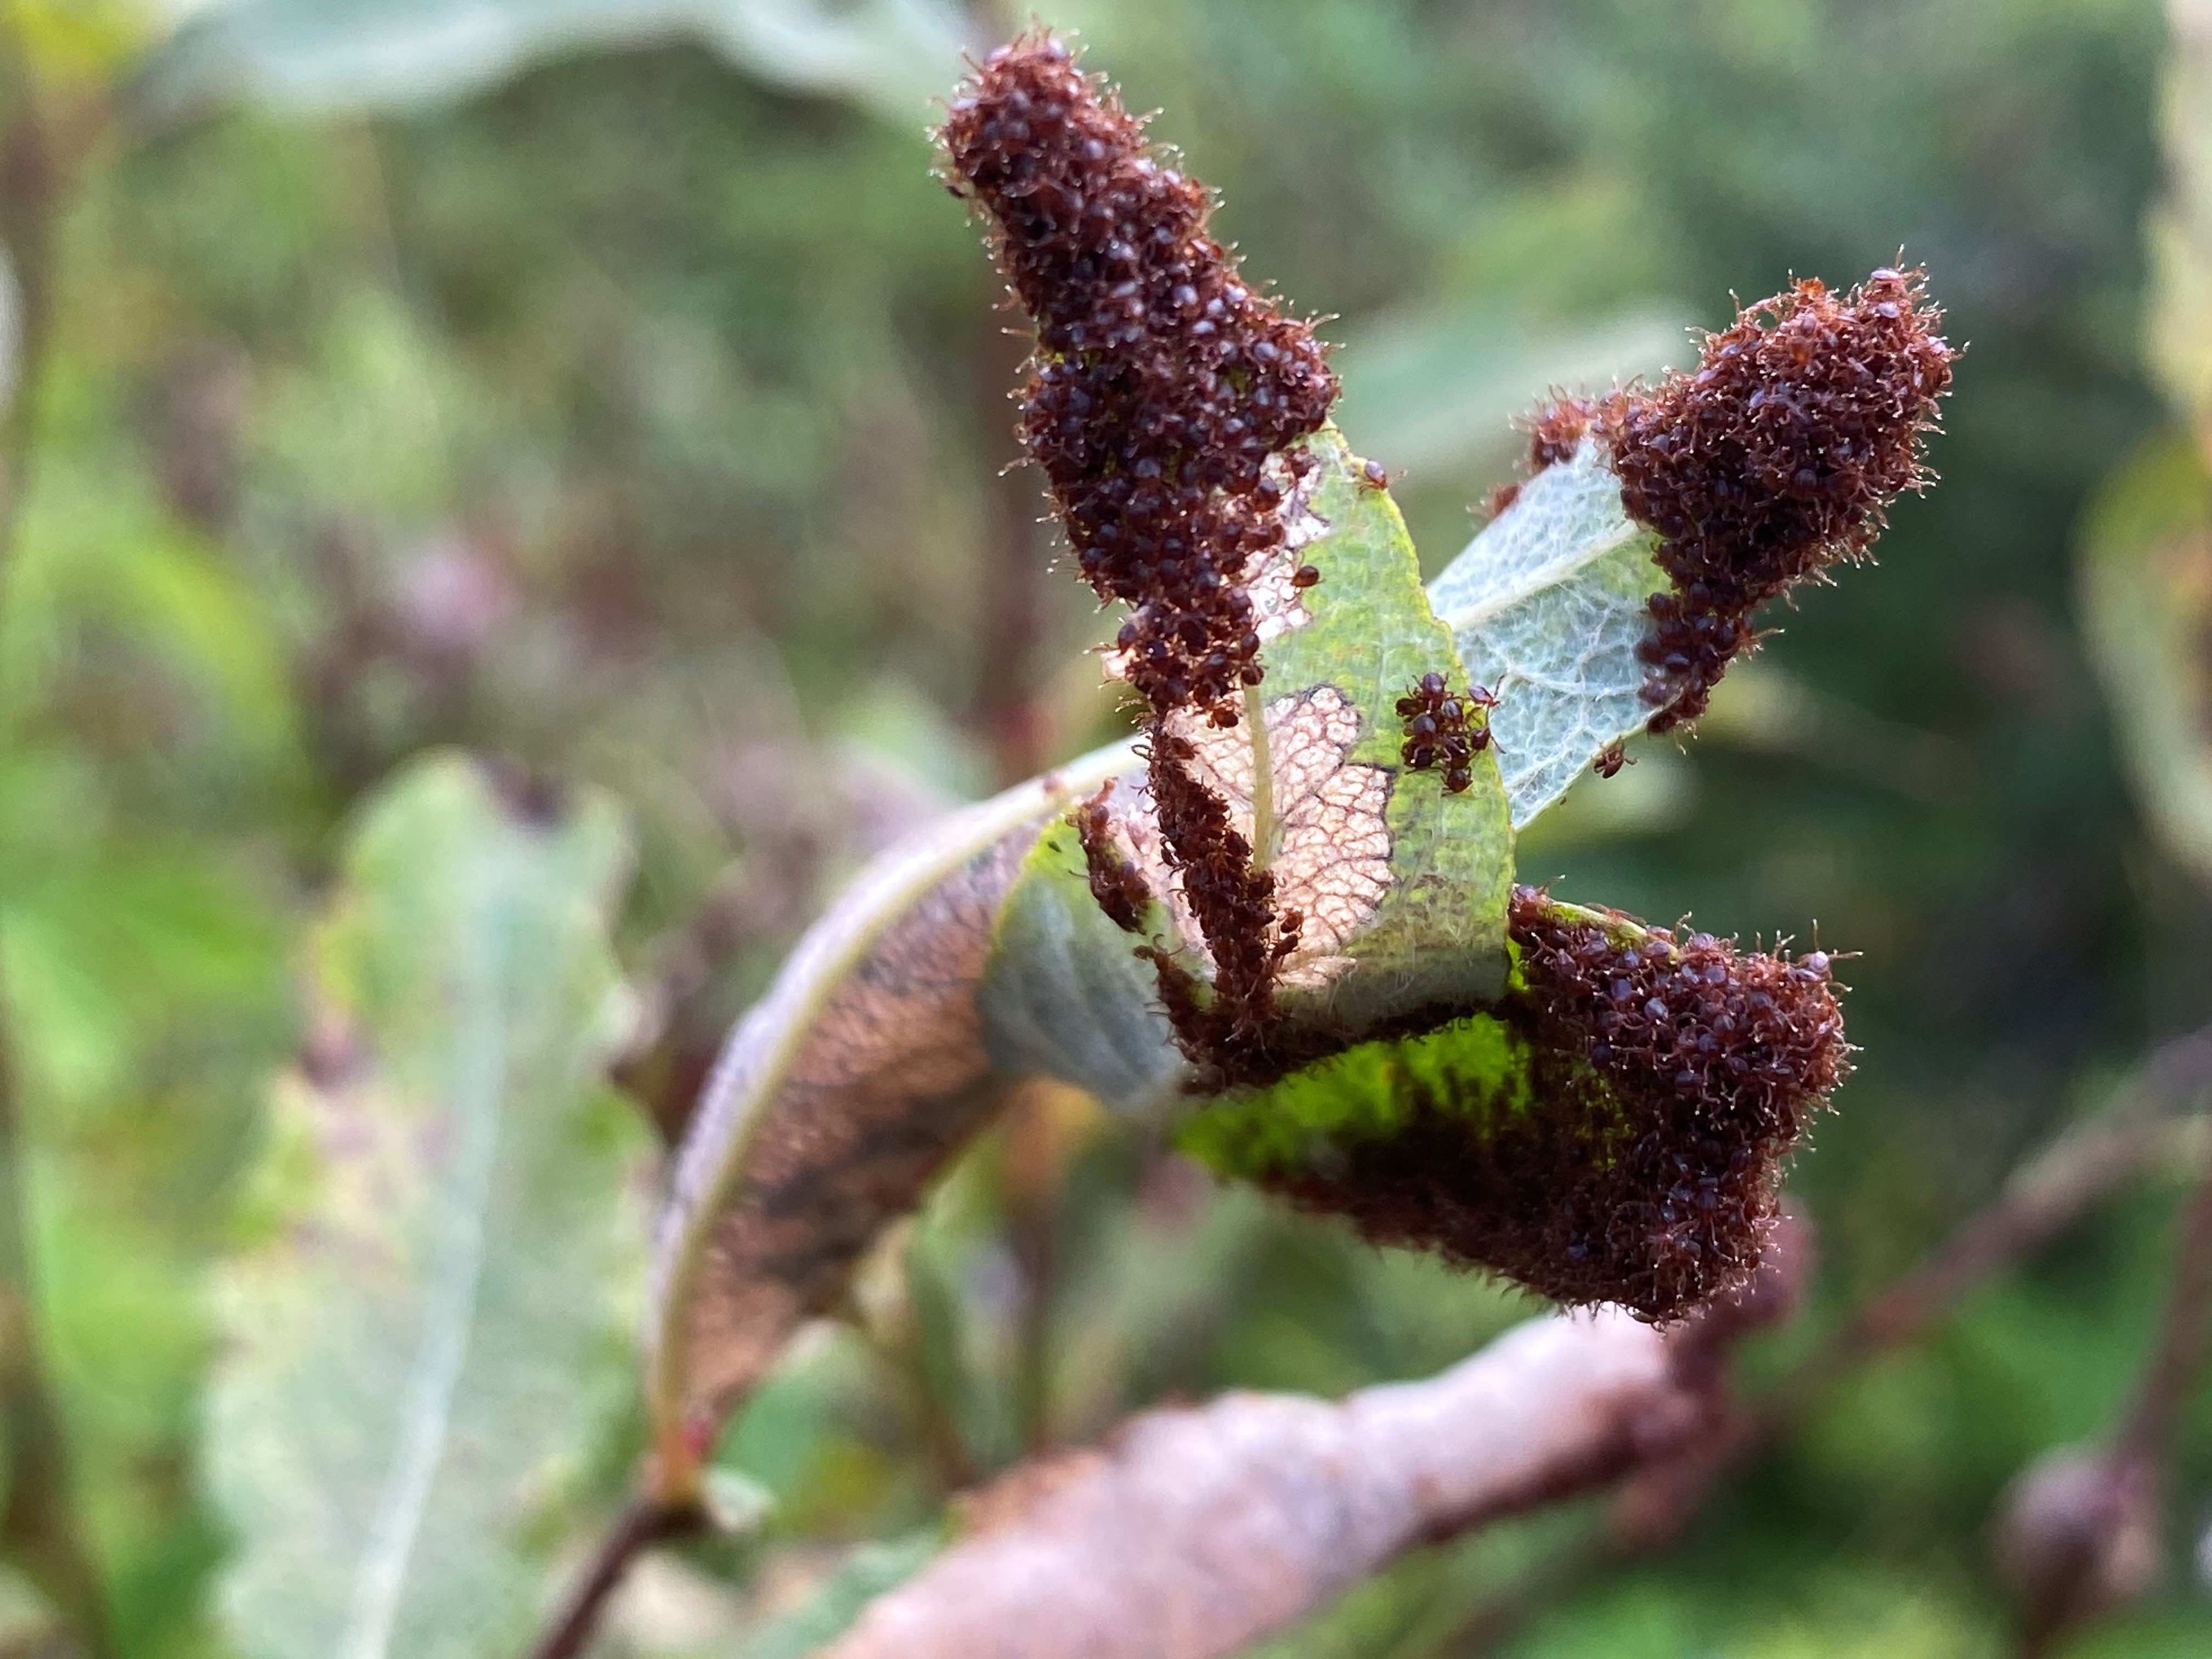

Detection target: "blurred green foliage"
[0, 0, 2207, 1653]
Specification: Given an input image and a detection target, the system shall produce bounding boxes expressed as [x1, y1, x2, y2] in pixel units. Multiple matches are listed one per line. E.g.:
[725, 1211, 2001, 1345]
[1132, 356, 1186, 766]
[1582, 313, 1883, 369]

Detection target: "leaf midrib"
[340, 856, 521, 1659]
[1435, 515, 1645, 635]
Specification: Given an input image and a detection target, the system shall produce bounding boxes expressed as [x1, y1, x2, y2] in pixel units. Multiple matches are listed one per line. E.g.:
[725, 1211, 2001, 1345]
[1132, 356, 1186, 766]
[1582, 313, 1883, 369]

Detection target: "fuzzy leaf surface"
[1429, 436, 1662, 826]
[207, 754, 649, 1659]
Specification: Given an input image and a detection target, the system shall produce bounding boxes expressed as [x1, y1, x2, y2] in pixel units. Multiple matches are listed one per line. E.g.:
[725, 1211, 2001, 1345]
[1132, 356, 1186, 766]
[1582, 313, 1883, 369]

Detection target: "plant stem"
[2113, 1142, 2212, 1466]
[521, 1493, 706, 1659]
[0, 65, 119, 1659]
[1244, 683, 1274, 871]
[2005, 1103, 2212, 1659]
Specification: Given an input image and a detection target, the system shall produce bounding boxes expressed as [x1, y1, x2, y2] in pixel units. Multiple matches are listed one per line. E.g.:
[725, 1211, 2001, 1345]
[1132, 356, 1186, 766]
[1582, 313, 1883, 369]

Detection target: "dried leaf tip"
[939, 32, 1338, 728]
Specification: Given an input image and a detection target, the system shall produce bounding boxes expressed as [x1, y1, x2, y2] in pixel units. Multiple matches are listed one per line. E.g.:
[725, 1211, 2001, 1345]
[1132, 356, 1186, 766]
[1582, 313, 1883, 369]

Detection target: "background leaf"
[206, 754, 650, 1659]
[137, 0, 973, 125]
[2081, 437, 2212, 883]
[1333, 304, 1684, 484]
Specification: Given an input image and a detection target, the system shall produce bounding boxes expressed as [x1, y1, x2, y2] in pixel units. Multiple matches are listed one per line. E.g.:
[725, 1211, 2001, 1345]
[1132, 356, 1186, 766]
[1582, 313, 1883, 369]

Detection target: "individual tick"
[1071, 785, 1152, 934]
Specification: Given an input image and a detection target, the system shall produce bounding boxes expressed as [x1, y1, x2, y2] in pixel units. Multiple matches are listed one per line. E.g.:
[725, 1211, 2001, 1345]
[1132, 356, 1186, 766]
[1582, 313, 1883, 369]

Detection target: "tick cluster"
[1269, 889, 1848, 1319]
[1516, 270, 1950, 732]
[945, 34, 1332, 1081]
[1503, 888, 1847, 1313]
[1072, 784, 1150, 935]
[941, 35, 1335, 730]
[1395, 672, 1494, 794]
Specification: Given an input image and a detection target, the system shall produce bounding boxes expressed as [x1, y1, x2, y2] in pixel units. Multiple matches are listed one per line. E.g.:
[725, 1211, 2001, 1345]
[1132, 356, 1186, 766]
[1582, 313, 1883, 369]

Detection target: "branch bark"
[816, 1242, 1799, 1659]
[1431, 1028, 2212, 1658]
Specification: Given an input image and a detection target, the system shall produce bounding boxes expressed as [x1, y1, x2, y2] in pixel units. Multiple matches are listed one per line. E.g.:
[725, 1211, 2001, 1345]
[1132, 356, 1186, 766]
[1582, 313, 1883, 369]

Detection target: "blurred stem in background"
[0, 35, 116, 1659]
[963, 0, 1070, 1465]
[2002, 1104, 2212, 1658]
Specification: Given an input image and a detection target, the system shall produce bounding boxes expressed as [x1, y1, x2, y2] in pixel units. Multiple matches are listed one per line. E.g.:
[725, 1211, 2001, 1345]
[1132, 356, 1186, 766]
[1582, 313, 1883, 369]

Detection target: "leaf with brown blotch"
[644, 743, 1136, 1476]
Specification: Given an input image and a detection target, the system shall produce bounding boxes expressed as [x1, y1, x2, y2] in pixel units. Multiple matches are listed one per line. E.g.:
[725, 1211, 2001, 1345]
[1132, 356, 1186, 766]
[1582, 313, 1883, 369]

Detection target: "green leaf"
[645, 746, 1135, 1454]
[977, 815, 1182, 1115]
[1176, 1013, 1536, 1184]
[1427, 436, 1663, 828]
[207, 754, 651, 1659]
[1257, 426, 1515, 1029]
[2, 460, 300, 778]
[1335, 305, 1684, 480]
[2080, 435, 2212, 883]
[978, 425, 1516, 1081]
[139, 0, 972, 126]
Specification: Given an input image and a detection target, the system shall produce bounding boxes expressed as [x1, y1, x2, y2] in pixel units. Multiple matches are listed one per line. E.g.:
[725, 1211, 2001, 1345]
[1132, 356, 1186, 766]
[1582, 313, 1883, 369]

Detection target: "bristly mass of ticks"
[1396, 672, 1496, 795]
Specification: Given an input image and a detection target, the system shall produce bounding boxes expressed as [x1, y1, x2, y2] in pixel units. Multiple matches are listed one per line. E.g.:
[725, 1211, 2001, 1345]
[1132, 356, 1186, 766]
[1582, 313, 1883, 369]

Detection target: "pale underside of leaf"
[647, 744, 1136, 1441]
[1428, 436, 1664, 827]
[978, 803, 1183, 1115]
[208, 755, 650, 1659]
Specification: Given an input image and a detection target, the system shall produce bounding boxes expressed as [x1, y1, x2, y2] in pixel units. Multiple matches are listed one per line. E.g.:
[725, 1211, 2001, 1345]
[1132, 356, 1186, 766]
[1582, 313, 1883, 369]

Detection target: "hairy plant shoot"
[944, 35, 1340, 1079]
[928, 32, 1923, 1317]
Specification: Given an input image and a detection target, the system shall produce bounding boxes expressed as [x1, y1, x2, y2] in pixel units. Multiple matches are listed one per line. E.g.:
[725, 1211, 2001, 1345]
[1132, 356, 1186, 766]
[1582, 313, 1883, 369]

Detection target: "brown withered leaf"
[645, 746, 1135, 1459]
